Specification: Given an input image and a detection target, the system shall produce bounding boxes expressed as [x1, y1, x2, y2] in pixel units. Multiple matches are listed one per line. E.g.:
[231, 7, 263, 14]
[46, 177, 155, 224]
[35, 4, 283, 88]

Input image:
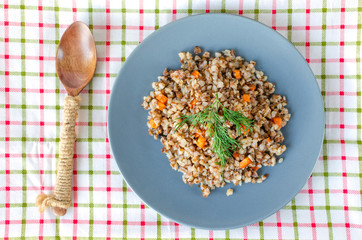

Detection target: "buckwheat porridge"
[142, 47, 290, 197]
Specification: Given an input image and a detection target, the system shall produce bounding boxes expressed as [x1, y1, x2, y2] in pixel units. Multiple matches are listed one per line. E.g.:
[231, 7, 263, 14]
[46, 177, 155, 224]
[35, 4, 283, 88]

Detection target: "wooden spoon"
[36, 21, 97, 216]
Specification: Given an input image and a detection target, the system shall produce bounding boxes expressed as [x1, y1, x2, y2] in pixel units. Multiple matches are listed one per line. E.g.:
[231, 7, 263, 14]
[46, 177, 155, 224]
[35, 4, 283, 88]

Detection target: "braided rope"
[36, 95, 81, 215]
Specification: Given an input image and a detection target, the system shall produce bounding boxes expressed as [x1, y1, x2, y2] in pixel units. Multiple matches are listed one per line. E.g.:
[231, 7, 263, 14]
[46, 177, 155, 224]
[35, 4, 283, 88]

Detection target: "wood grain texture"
[56, 21, 97, 96]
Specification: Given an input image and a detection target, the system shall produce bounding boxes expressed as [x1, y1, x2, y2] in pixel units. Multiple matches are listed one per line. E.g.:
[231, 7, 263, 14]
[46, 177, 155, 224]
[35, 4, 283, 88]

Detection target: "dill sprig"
[175, 94, 253, 166]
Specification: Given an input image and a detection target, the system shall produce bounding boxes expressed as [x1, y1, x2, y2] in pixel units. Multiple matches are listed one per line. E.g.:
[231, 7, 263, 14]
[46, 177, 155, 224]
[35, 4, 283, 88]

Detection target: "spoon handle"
[36, 95, 81, 216]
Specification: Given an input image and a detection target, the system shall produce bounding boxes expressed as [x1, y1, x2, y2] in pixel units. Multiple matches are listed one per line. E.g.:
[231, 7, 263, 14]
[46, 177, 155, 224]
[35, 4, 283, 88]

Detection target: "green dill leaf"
[174, 94, 253, 167]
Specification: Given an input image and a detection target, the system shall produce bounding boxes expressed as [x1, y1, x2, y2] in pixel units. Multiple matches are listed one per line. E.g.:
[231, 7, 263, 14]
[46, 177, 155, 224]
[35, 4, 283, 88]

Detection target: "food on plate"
[142, 47, 290, 197]
[226, 188, 234, 196]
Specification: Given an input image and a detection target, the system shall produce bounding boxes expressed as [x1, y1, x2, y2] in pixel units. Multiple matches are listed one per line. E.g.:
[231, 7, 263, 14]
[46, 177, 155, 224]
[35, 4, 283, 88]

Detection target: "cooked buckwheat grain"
[142, 47, 290, 197]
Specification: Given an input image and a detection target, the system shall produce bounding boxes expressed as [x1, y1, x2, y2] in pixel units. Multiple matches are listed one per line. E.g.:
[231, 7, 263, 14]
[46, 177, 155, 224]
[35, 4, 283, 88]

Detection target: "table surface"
[0, 0, 361, 239]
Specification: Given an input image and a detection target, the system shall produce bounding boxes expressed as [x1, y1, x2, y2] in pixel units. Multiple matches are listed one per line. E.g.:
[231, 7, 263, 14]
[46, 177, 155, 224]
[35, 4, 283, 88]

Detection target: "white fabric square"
[309, 12, 322, 26]
[258, 13, 273, 26]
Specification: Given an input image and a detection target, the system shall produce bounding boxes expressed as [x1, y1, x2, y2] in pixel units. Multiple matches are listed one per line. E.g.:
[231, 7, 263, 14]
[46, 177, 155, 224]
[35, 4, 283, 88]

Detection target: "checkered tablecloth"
[1, 0, 361, 239]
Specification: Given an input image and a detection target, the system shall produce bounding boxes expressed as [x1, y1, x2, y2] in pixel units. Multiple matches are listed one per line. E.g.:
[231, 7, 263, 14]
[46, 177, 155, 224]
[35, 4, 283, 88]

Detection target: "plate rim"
[107, 13, 326, 230]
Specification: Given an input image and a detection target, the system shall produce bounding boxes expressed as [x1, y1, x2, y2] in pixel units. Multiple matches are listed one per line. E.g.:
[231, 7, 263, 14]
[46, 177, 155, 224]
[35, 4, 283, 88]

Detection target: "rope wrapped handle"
[36, 95, 81, 216]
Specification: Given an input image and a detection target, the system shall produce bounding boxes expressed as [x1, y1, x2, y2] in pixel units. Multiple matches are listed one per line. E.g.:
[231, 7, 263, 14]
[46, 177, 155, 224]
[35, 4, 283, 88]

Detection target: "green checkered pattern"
[0, 0, 361, 239]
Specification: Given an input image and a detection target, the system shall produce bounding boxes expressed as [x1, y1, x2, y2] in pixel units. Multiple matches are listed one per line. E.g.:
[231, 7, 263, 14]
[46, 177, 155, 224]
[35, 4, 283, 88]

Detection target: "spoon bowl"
[56, 21, 97, 96]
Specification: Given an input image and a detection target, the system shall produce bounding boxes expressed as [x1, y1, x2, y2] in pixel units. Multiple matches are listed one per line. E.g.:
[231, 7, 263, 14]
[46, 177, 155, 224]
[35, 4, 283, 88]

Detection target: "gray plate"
[108, 13, 325, 230]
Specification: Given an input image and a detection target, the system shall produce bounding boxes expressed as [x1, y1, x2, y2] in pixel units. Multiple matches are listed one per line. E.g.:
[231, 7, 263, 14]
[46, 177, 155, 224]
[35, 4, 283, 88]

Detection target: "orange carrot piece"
[192, 70, 200, 79]
[239, 157, 251, 169]
[190, 98, 197, 109]
[253, 166, 259, 171]
[196, 136, 206, 149]
[242, 94, 251, 103]
[241, 124, 250, 135]
[233, 152, 240, 159]
[248, 84, 256, 91]
[156, 93, 168, 104]
[266, 137, 272, 142]
[272, 117, 283, 129]
[157, 101, 166, 111]
[233, 69, 242, 79]
[148, 119, 157, 129]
